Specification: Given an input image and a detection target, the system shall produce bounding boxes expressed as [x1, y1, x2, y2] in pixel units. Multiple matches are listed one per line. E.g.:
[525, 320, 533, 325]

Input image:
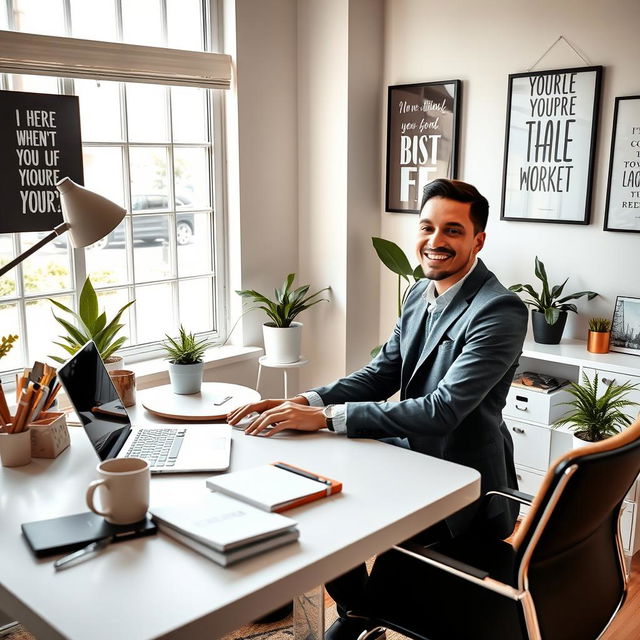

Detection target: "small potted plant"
[49, 277, 134, 369]
[587, 317, 612, 354]
[509, 256, 598, 344]
[236, 274, 329, 364]
[554, 373, 639, 447]
[161, 325, 213, 394]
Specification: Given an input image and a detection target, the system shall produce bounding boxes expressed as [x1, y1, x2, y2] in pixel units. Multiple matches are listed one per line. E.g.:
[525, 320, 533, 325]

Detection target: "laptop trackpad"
[175, 425, 231, 471]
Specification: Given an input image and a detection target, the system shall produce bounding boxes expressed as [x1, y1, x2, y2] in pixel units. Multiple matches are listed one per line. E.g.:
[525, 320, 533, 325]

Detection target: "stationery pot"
[262, 322, 302, 364]
[103, 354, 125, 372]
[531, 310, 567, 345]
[168, 361, 204, 394]
[0, 427, 31, 467]
[587, 330, 610, 354]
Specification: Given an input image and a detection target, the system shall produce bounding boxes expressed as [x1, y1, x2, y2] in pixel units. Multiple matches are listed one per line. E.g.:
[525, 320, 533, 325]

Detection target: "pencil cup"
[29, 412, 70, 459]
[0, 427, 32, 467]
[108, 369, 136, 407]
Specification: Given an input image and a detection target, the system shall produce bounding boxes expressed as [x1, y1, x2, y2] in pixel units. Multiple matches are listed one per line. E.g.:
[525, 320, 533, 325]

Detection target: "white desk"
[0, 408, 480, 640]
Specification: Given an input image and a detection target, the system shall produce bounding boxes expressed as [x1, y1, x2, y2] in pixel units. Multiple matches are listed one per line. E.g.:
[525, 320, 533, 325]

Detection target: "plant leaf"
[372, 237, 413, 276]
[78, 277, 100, 332]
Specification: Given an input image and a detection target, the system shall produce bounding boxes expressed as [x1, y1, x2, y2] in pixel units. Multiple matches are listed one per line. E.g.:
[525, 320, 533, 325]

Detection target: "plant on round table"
[553, 372, 639, 443]
[160, 325, 213, 364]
[509, 256, 598, 326]
[48, 277, 134, 364]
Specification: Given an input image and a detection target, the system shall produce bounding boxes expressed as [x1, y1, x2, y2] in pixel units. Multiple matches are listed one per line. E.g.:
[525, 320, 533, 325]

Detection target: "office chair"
[352, 417, 640, 640]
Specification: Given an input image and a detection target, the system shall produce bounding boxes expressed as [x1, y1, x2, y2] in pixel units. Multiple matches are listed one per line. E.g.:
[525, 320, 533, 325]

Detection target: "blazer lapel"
[406, 260, 491, 389]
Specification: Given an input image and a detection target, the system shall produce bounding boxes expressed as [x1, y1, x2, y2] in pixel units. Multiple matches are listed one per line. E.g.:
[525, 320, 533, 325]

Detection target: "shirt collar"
[422, 256, 479, 312]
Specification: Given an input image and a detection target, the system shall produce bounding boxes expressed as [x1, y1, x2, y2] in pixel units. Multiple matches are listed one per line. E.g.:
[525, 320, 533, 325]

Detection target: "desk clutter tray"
[30, 411, 70, 458]
[140, 382, 261, 421]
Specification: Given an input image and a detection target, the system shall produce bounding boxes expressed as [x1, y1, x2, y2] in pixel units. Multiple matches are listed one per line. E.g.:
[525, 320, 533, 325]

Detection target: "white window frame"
[0, 0, 230, 372]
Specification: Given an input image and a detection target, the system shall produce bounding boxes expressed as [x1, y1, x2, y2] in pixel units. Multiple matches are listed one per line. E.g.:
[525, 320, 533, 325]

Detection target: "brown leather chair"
[355, 418, 640, 640]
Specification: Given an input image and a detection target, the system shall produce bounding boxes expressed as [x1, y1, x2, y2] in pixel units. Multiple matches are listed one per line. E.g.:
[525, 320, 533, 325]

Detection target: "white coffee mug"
[86, 457, 150, 525]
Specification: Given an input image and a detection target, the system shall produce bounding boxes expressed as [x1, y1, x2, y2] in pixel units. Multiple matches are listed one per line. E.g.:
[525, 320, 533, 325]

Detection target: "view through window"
[0, 0, 222, 373]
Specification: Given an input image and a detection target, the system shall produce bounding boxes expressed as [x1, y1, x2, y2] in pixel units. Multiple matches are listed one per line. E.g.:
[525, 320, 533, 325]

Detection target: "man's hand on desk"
[226, 396, 328, 437]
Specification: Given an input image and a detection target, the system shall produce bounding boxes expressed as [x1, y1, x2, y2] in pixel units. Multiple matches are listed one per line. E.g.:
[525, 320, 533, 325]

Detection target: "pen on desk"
[53, 537, 111, 571]
[213, 395, 232, 406]
[273, 462, 333, 486]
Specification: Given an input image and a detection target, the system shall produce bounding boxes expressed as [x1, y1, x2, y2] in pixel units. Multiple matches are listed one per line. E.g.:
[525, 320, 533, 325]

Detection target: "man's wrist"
[291, 395, 310, 406]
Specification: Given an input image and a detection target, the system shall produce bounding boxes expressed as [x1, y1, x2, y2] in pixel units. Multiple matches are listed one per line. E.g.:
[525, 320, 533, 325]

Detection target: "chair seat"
[361, 536, 526, 640]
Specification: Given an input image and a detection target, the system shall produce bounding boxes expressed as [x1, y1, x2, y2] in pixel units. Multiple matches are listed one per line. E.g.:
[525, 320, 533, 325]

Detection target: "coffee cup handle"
[86, 479, 111, 518]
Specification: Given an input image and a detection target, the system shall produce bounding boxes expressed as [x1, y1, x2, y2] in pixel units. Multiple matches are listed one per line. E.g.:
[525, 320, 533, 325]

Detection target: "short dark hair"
[420, 179, 489, 233]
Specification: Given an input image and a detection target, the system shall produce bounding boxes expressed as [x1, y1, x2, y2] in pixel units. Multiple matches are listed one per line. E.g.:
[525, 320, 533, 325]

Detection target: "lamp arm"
[0, 222, 70, 277]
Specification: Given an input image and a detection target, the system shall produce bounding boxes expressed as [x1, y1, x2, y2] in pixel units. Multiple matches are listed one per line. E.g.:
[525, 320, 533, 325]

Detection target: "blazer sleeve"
[309, 318, 403, 403]
[342, 293, 527, 440]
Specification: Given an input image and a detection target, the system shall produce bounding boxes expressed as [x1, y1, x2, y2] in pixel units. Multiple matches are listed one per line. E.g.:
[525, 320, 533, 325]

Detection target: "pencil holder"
[29, 412, 70, 459]
[0, 427, 32, 467]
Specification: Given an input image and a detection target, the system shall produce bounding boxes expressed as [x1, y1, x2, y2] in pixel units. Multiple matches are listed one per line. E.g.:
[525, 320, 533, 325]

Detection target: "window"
[0, 0, 226, 374]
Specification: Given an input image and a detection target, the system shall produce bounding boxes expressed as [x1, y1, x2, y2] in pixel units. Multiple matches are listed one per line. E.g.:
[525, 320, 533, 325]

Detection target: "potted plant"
[49, 277, 134, 369]
[370, 237, 425, 357]
[161, 325, 213, 394]
[236, 274, 329, 364]
[509, 256, 598, 344]
[554, 373, 639, 447]
[587, 317, 612, 354]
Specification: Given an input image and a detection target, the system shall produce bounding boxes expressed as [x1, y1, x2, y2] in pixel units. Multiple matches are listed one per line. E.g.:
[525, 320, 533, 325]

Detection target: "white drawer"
[506, 418, 550, 472]
[583, 367, 640, 422]
[504, 385, 573, 425]
[620, 500, 635, 553]
[515, 466, 545, 497]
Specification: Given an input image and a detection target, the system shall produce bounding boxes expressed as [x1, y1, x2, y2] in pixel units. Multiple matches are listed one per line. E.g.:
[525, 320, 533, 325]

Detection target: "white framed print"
[500, 66, 602, 224]
[611, 296, 640, 356]
[604, 96, 640, 232]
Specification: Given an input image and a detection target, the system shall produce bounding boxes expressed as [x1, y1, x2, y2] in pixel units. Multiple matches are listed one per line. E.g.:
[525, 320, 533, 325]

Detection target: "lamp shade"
[56, 177, 126, 248]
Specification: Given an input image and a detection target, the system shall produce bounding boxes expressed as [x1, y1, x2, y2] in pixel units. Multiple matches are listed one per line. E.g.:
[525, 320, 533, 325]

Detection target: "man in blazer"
[228, 179, 528, 639]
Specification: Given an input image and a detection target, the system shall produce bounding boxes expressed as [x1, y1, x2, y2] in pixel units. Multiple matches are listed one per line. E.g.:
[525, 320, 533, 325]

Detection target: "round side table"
[256, 356, 309, 398]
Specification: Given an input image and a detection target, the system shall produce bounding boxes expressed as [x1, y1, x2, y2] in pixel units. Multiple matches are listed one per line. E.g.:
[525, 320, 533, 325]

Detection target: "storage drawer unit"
[504, 384, 573, 424]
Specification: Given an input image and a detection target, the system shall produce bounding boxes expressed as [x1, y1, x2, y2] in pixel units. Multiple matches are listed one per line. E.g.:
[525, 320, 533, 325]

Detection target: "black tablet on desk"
[22, 512, 157, 558]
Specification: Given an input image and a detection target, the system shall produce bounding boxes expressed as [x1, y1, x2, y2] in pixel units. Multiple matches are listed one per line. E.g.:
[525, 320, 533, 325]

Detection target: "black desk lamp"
[0, 178, 126, 277]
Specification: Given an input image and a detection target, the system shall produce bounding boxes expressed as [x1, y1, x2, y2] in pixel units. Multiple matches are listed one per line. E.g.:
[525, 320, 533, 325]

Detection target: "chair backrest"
[511, 418, 640, 640]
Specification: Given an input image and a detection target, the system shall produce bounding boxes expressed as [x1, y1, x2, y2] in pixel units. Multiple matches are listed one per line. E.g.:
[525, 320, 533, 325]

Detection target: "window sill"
[131, 345, 264, 389]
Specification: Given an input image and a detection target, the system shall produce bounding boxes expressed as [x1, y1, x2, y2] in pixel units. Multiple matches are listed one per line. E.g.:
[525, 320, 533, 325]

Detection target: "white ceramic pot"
[262, 322, 302, 364]
[103, 354, 125, 372]
[168, 361, 204, 394]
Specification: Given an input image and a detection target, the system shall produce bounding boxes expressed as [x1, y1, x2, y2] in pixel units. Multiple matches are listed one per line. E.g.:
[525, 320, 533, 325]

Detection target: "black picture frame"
[500, 66, 602, 224]
[604, 96, 640, 233]
[385, 80, 461, 214]
[611, 295, 640, 356]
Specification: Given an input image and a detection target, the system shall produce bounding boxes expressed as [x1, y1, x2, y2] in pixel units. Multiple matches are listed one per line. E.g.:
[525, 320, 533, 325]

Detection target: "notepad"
[205, 462, 342, 512]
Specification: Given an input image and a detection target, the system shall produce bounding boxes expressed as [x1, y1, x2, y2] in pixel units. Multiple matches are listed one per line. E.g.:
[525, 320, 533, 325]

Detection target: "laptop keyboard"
[126, 428, 185, 468]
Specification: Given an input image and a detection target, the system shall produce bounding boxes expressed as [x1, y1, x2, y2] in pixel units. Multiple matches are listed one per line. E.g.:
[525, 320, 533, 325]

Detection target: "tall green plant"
[554, 373, 639, 442]
[372, 237, 425, 317]
[236, 273, 329, 328]
[48, 277, 134, 363]
[509, 256, 598, 325]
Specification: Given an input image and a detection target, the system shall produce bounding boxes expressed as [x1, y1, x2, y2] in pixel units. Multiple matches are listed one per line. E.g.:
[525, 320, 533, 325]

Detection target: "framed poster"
[500, 66, 602, 224]
[611, 296, 640, 356]
[0, 90, 84, 233]
[385, 80, 461, 214]
[604, 96, 640, 232]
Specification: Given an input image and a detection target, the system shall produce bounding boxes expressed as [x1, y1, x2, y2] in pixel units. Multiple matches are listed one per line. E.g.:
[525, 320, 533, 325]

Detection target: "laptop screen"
[57, 341, 131, 460]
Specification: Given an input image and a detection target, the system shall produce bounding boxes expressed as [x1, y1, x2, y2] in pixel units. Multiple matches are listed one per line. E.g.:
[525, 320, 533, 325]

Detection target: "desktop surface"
[0, 409, 480, 640]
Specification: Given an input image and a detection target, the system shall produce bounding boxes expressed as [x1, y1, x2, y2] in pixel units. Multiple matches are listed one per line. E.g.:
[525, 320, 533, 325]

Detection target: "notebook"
[150, 492, 299, 566]
[57, 341, 232, 474]
[206, 462, 342, 512]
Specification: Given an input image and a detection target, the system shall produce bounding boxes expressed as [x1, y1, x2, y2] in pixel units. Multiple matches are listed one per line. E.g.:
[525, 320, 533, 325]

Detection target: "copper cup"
[108, 369, 136, 407]
[587, 331, 610, 354]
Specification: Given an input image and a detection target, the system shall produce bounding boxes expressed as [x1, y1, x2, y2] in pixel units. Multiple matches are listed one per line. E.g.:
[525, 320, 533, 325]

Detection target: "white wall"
[381, 0, 640, 343]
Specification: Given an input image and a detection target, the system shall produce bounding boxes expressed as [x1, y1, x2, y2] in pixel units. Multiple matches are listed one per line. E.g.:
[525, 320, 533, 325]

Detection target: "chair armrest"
[486, 487, 534, 506]
[396, 540, 489, 579]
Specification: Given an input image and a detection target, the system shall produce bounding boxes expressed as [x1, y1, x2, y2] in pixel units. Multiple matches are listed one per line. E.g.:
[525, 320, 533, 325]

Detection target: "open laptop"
[57, 341, 231, 474]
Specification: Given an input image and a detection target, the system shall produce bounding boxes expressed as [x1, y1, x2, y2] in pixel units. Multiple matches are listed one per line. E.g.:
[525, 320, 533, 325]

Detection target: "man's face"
[415, 196, 486, 291]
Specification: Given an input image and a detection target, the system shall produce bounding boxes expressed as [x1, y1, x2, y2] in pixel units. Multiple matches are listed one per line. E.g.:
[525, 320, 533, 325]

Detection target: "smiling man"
[228, 179, 528, 640]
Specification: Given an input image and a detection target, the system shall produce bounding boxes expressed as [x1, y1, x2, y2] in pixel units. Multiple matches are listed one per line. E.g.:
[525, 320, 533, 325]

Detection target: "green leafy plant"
[509, 256, 598, 325]
[372, 237, 425, 317]
[236, 273, 329, 328]
[0, 334, 18, 360]
[554, 373, 639, 442]
[589, 317, 611, 332]
[48, 277, 134, 363]
[161, 325, 213, 364]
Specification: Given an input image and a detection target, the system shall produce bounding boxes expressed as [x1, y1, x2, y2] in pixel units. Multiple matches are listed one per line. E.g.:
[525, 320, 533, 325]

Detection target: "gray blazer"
[312, 259, 528, 537]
